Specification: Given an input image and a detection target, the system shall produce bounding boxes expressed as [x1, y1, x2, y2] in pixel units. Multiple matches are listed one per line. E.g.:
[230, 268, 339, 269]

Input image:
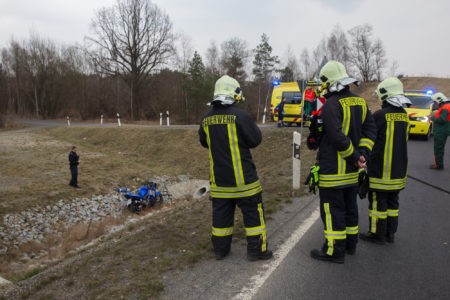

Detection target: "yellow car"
[404, 90, 434, 140]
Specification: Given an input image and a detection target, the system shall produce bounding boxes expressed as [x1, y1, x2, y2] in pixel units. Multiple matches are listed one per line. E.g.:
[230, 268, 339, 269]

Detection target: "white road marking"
[233, 207, 320, 300]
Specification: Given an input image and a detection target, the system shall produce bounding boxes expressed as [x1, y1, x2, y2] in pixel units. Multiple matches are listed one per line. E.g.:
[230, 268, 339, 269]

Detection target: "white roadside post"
[116, 113, 121, 127]
[160, 112, 163, 126]
[262, 107, 267, 124]
[66, 116, 70, 127]
[166, 110, 170, 127]
[293, 131, 301, 190]
[100, 114, 103, 125]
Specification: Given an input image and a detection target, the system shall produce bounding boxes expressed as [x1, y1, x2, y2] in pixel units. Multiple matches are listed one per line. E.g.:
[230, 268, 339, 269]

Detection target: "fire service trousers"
[368, 191, 399, 236]
[211, 193, 267, 255]
[319, 186, 359, 257]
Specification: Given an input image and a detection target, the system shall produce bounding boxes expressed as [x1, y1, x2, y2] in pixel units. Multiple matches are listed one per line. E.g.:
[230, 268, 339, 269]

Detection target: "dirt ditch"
[0, 178, 209, 281]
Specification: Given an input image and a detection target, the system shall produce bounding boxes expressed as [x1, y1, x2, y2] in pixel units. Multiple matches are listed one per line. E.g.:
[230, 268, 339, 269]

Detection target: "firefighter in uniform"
[360, 77, 411, 244]
[198, 75, 273, 261]
[429, 92, 450, 170]
[310, 61, 377, 264]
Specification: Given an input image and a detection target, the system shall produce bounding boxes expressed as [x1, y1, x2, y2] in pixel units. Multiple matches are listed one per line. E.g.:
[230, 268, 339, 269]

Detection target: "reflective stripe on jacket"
[368, 103, 409, 191]
[199, 104, 262, 198]
[318, 87, 377, 189]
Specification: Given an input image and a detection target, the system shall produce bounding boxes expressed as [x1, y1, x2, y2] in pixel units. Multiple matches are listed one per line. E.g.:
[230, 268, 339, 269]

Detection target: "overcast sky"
[1, 0, 449, 77]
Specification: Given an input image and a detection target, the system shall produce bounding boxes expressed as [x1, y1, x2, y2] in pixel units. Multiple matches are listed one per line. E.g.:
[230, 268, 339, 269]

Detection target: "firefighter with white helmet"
[360, 77, 410, 245]
[198, 75, 273, 261]
[430, 92, 450, 170]
[309, 61, 377, 263]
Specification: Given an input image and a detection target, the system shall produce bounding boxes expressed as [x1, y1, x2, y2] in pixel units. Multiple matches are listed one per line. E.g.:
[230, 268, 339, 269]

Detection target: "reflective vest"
[434, 104, 450, 121]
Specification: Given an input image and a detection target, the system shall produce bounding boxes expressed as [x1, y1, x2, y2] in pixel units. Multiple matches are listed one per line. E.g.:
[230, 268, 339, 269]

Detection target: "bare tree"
[348, 24, 386, 82]
[86, 0, 175, 120]
[311, 38, 327, 78]
[205, 40, 221, 75]
[389, 60, 399, 77]
[327, 24, 350, 70]
[282, 45, 300, 80]
[173, 32, 193, 73]
[220, 37, 249, 82]
[373, 39, 387, 81]
[300, 48, 311, 79]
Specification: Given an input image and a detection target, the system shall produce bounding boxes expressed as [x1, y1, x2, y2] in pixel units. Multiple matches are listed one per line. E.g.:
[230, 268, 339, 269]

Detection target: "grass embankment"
[0, 126, 315, 298]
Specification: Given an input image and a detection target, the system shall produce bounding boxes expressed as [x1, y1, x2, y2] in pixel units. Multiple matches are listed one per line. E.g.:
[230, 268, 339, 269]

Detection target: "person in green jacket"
[430, 92, 450, 170]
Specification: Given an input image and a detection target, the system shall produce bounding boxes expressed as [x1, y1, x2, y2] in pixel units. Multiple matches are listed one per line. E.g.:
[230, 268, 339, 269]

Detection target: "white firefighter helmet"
[431, 92, 449, 103]
[318, 60, 359, 93]
[375, 77, 404, 101]
[211, 75, 244, 105]
[375, 77, 411, 107]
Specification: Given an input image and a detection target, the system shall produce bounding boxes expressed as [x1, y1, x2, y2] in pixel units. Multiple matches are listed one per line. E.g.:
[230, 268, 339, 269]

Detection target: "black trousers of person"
[211, 193, 267, 256]
[368, 190, 399, 237]
[319, 186, 359, 257]
[69, 166, 78, 186]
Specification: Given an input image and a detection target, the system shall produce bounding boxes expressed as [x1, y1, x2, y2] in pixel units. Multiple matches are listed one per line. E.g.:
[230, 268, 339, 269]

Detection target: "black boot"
[247, 239, 273, 261]
[360, 232, 386, 245]
[211, 236, 231, 260]
[346, 246, 356, 255]
[310, 249, 344, 264]
[386, 233, 395, 243]
[247, 250, 273, 261]
[215, 249, 230, 260]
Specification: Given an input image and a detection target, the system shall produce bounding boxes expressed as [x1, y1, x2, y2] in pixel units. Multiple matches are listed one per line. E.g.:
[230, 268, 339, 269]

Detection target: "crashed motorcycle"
[118, 182, 164, 213]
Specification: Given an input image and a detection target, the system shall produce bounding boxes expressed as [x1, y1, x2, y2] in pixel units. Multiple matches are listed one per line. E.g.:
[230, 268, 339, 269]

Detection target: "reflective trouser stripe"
[387, 209, 399, 217]
[346, 226, 359, 235]
[257, 203, 267, 252]
[324, 203, 334, 256]
[245, 204, 267, 252]
[212, 226, 233, 237]
[324, 230, 346, 239]
[370, 192, 377, 233]
[369, 192, 388, 233]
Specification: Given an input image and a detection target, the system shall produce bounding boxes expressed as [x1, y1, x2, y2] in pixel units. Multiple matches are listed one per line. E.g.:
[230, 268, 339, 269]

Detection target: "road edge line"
[233, 206, 320, 300]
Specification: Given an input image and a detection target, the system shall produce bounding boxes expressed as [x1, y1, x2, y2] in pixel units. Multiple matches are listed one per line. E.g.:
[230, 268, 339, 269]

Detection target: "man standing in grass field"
[69, 146, 81, 188]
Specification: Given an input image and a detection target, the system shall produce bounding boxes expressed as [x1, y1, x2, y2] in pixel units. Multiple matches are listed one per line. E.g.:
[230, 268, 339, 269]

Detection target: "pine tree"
[252, 33, 279, 121]
[252, 33, 279, 83]
[184, 51, 208, 123]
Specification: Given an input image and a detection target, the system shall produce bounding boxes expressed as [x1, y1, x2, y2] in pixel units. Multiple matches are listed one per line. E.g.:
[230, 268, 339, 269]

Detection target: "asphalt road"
[252, 136, 450, 300]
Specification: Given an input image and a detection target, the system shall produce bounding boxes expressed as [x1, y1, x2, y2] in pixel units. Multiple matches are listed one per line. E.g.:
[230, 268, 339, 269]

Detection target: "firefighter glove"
[304, 165, 320, 194]
[358, 168, 369, 199]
